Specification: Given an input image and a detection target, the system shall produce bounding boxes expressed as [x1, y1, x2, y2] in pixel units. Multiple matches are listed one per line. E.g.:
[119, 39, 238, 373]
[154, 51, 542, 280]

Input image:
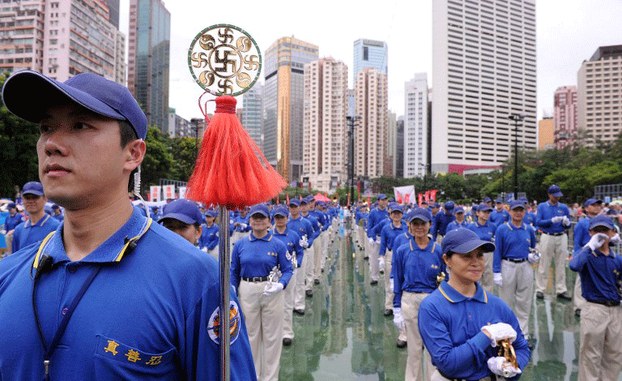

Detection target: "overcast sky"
[120, 0, 622, 121]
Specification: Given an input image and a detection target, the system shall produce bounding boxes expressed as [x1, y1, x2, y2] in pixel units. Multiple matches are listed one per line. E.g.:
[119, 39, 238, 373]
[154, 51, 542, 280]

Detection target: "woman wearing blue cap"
[199, 209, 220, 259]
[231, 204, 293, 381]
[158, 199, 203, 245]
[569, 215, 622, 381]
[419, 228, 530, 381]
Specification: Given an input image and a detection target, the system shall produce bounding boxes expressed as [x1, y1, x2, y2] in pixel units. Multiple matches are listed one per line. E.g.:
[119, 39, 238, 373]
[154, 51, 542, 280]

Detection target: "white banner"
[178, 186, 187, 199]
[150, 186, 161, 202]
[163, 184, 175, 200]
[393, 185, 416, 205]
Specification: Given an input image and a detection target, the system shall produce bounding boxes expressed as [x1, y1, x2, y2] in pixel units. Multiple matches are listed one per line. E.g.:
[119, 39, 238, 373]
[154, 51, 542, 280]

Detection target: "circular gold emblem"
[187, 24, 262, 96]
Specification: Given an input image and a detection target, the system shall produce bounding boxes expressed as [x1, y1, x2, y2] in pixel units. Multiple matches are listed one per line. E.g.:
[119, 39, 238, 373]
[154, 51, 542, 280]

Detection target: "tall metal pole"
[508, 114, 525, 199]
[218, 206, 231, 381]
[347, 116, 357, 205]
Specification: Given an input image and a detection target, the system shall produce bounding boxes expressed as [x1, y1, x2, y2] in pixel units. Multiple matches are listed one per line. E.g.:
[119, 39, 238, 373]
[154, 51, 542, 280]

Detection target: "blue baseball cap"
[159, 199, 203, 225]
[547, 184, 563, 198]
[408, 208, 432, 223]
[454, 207, 465, 214]
[389, 204, 403, 213]
[509, 200, 525, 210]
[444, 201, 455, 210]
[431, 202, 440, 208]
[584, 198, 603, 208]
[589, 215, 615, 230]
[205, 209, 218, 218]
[7, 202, 16, 209]
[442, 228, 495, 254]
[272, 206, 289, 217]
[2, 70, 147, 139]
[22, 181, 44, 196]
[377, 194, 388, 200]
[477, 203, 493, 212]
[483, 197, 492, 203]
[289, 199, 301, 207]
[249, 204, 270, 218]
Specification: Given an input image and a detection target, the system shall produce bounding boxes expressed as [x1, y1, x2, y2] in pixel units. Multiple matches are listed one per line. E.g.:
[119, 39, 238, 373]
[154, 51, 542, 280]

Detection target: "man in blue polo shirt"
[535, 184, 572, 300]
[11, 181, 60, 253]
[0, 70, 255, 380]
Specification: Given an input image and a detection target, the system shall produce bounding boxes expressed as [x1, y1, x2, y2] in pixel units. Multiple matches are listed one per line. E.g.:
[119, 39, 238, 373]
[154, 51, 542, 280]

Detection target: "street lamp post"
[346, 116, 360, 205]
[508, 113, 525, 199]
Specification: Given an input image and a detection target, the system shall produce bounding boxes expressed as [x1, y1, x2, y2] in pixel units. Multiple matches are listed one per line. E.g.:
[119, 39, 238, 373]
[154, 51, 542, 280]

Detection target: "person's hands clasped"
[263, 282, 284, 296]
[487, 356, 522, 378]
[481, 322, 517, 346]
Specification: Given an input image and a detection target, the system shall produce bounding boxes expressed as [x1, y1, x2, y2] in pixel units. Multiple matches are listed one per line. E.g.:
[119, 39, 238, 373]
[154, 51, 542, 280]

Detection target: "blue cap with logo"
[408, 208, 432, 223]
[205, 209, 218, 218]
[454, 206, 465, 214]
[483, 197, 492, 203]
[2, 70, 147, 139]
[22, 181, 44, 196]
[584, 198, 603, 208]
[589, 215, 615, 230]
[547, 184, 563, 198]
[289, 199, 301, 207]
[377, 193, 388, 200]
[8, 202, 16, 209]
[249, 204, 270, 218]
[159, 199, 203, 225]
[477, 203, 493, 212]
[272, 205, 289, 217]
[444, 201, 455, 210]
[509, 200, 526, 210]
[442, 228, 495, 254]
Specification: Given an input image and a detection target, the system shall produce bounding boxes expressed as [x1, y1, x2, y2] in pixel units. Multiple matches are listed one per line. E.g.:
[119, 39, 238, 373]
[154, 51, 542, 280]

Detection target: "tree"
[171, 136, 198, 181]
[141, 127, 174, 191]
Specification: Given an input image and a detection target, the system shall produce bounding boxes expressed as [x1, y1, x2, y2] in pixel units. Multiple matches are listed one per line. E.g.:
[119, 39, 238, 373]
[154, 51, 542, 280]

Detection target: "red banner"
[418, 193, 423, 206]
[429, 189, 438, 202]
[286, 194, 290, 206]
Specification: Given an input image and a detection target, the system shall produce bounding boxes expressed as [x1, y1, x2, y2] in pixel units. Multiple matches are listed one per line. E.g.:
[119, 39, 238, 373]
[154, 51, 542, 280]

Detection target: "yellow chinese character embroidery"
[104, 340, 119, 356]
[125, 349, 142, 363]
[145, 355, 163, 366]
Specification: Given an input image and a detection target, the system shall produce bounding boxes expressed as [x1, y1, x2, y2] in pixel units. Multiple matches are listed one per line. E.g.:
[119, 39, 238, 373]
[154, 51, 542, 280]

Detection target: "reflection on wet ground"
[279, 229, 622, 381]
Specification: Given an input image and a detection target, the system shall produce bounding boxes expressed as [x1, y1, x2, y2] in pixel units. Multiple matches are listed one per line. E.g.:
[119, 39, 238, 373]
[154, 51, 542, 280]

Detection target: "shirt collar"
[438, 281, 488, 304]
[38, 207, 151, 264]
[507, 222, 527, 231]
[25, 214, 51, 228]
[249, 231, 273, 242]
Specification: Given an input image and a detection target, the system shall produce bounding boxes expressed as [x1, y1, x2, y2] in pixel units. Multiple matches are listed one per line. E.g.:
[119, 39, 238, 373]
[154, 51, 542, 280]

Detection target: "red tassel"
[187, 95, 287, 209]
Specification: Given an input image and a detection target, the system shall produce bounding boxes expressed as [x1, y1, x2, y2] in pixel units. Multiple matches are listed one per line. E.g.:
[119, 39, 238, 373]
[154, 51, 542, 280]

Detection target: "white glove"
[481, 322, 517, 346]
[368, 237, 375, 245]
[562, 216, 571, 227]
[610, 233, 621, 245]
[493, 273, 503, 287]
[551, 216, 563, 224]
[528, 248, 541, 264]
[585, 233, 608, 251]
[378, 256, 385, 271]
[299, 235, 309, 249]
[239, 223, 248, 229]
[375, 237, 381, 244]
[390, 278, 395, 292]
[262, 282, 284, 296]
[487, 356, 522, 378]
[393, 308, 405, 331]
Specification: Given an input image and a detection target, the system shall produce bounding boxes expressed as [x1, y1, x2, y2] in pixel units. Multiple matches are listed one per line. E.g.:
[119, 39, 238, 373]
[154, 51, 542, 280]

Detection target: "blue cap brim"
[452, 240, 495, 254]
[22, 190, 44, 196]
[159, 213, 197, 225]
[551, 192, 563, 198]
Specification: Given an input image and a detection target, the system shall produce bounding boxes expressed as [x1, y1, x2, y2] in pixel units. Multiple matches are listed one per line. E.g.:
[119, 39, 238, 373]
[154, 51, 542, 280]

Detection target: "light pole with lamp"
[508, 113, 525, 199]
[346, 116, 360, 205]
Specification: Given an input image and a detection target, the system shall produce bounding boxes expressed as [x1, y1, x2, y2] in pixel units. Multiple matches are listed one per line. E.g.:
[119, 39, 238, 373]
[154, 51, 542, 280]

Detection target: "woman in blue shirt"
[419, 228, 530, 381]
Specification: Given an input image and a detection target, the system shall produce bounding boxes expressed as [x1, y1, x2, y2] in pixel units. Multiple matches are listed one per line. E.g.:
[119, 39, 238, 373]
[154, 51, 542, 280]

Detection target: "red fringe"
[187, 96, 287, 208]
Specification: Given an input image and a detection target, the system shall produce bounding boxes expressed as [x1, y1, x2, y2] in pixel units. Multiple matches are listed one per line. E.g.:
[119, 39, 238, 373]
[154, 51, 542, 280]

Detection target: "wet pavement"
[279, 227, 622, 381]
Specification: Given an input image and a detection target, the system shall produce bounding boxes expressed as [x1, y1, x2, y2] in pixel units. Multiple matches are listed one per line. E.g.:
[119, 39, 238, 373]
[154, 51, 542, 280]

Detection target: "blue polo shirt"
[431, 211, 455, 240]
[536, 201, 570, 234]
[493, 222, 537, 273]
[199, 223, 220, 251]
[446, 219, 468, 232]
[301, 212, 321, 241]
[12, 214, 60, 253]
[573, 217, 592, 254]
[287, 215, 315, 247]
[467, 220, 496, 243]
[419, 282, 531, 380]
[273, 227, 304, 269]
[392, 240, 444, 308]
[4, 212, 23, 231]
[489, 208, 510, 227]
[0, 207, 256, 380]
[367, 207, 389, 238]
[570, 246, 622, 303]
[230, 232, 293, 289]
[379, 221, 408, 256]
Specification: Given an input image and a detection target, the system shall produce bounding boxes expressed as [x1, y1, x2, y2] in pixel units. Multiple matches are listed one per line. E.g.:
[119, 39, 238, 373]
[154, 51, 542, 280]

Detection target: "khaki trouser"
[384, 249, 394, 310]
[367, 239, 380, 282]
[230, 231, 248, 250]
[313, 233, 324, 281]
[579, 302, 622, 381]
[500, 260, 534, 336]
[304, 244, 315, 292]
[283, 269, 297, 339]
[294, 251, 309, 309]
[402, 292, 434, 381]
[239, 280, 284, 381]
[480, 252, 494, 293]
[573, 274, 586, 311]
[536, 233, 568, 294]
[206, 245, 219, 261]
[431, 370, 492, 381]
[5, 230, 13, 254]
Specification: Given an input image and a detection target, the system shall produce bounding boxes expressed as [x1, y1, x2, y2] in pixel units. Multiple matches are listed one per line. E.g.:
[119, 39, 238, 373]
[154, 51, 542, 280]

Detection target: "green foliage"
[141, 127, 175, 192]
[170, 136, 198, 181]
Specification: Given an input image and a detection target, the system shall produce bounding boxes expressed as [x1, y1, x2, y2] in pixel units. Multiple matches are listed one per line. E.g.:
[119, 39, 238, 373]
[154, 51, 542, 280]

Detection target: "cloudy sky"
[121, 0, 622, 120]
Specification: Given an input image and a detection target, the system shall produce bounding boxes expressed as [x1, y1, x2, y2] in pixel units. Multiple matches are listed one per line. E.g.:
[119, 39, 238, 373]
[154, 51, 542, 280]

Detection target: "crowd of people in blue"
[1, 68, 621, 381]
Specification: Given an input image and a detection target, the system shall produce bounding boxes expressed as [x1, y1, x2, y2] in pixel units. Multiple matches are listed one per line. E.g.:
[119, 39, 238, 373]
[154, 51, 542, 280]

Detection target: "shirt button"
[68, 266, 77, 273]
[61, 307, 69, 316]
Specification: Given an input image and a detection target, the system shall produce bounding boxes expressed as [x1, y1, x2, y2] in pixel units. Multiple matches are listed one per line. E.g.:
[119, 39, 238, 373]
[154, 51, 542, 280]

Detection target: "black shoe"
[527, 338, 537, 349]
[364, 256, 369, 260]
[396, 339, 407, 348]
[314, 279, 320, 285]
[379, 269, 385, 274]
[574, 309, 581, 318]
[294, 309, 305, 316]
[370, 280, 378, 285]
[282, 338, 293, 346]
[536, 291, 544, 300]
[305, 289, 313, 297]
[557, 292, 572, 301]
[383, 309, 393, 316]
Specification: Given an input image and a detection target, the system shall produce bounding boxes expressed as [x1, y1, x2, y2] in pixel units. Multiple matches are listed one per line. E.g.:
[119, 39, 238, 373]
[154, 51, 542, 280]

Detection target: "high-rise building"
[128, 0, 170, 133]
[354, 68, 388, 179]
[538, 117, 554, 150]
[395, 117, 405, 178]
[167, 108, 194, 138]
[386, 111, 397, 177]
[577, 45, 622, 146]
[432, 0, 537, 174]
[263, 36, 319, 182]
[404, 73, 429, 178]
[302, 58, 348, 193]
[553, 86, 578, 149]
[0, 0, 125, 83]
[353, 39, 388, 84]
[105, 0, 120, 28]
[241, 84, 264, 151]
